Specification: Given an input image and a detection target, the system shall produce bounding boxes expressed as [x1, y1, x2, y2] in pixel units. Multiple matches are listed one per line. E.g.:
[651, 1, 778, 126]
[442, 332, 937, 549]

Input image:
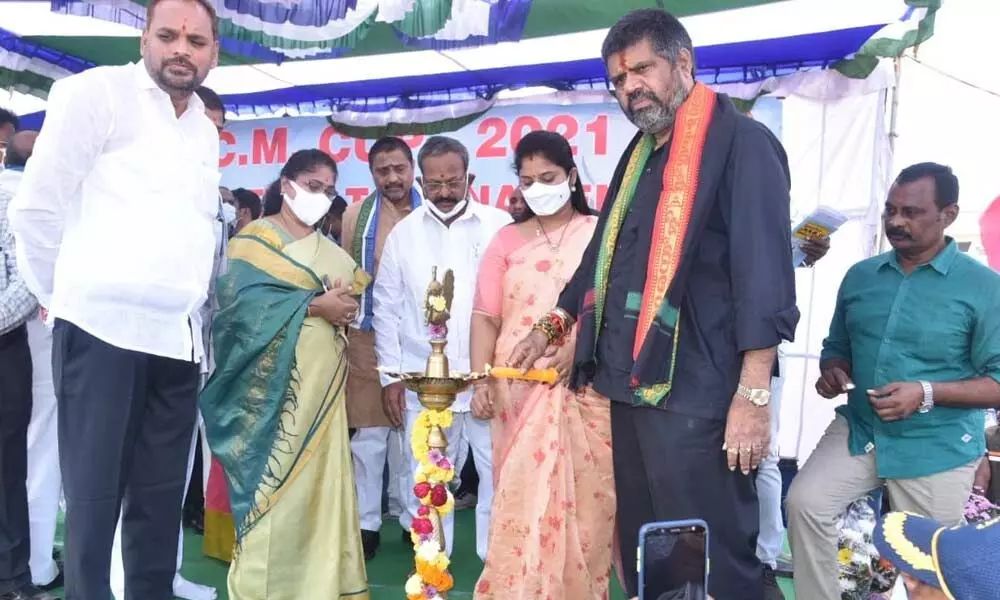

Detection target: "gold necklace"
[536, 215, 574, 253]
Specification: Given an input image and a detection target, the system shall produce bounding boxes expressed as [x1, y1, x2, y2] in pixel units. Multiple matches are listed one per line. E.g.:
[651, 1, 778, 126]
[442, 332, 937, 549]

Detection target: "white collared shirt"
[8, 62, 220, 362]
[374, 201, 512, 412]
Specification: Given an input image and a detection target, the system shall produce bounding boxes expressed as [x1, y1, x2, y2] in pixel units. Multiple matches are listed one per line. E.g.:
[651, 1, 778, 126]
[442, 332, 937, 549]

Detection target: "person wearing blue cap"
[874, 511, 1000, 599]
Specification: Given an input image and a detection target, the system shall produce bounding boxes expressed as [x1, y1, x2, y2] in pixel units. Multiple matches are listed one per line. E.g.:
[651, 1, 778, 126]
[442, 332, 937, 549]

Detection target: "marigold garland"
[407, 407, 456, 599]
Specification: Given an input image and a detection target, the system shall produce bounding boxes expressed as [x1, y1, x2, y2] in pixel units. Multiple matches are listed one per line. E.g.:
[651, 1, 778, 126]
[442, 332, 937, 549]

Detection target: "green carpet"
[49, 510, 795, 598]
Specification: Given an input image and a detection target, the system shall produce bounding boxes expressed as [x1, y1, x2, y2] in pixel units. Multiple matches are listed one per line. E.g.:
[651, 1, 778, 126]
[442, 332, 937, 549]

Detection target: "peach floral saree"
[473, 216, 615, 599]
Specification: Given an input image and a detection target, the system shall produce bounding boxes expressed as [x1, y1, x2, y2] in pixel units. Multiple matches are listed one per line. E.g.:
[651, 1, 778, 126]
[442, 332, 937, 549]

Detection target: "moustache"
[885, 228, 911, 239]
[626, 90, 660, 111]
[164, 58, 195, 71]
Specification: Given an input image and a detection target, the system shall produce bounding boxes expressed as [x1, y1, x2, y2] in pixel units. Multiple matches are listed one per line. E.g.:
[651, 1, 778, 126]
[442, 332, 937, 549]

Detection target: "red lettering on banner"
[251, 127, 288, 166]
[471, 185, 489, 205]
[494, 184, 516, 211]
[475, 114, 610, 158]
[318, 127, 351, 162]
[509, 116, 544, 151]
[403, 135, 425, 149]
[219, 131, 237, 168]
[597, 184, 609, 207]
[344, 187, 370, 204]
[461, 184, 522, 209]
[585, 183, 611, 210]
[476, 117, 507, 158]
[251, 188, 265, 198]
[354, 139, 370, 164]
[546, 114, 579, 154]
[585, 115, 609, 156]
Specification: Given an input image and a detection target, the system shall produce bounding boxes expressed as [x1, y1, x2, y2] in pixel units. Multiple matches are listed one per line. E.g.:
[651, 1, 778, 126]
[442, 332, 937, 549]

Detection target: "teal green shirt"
[821, 239, 1000, 479]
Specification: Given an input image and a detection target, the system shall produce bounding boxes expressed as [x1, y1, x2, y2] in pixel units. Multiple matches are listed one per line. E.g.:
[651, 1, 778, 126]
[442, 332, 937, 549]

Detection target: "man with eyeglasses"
[373, 136, 510, 561]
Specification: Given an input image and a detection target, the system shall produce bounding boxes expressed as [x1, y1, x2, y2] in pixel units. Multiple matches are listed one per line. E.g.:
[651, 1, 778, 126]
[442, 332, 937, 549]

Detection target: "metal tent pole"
[876, 56, 905, 253]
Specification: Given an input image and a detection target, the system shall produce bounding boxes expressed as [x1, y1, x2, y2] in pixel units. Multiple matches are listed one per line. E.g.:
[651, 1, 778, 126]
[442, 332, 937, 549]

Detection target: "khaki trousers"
[786, 415, 976, 600]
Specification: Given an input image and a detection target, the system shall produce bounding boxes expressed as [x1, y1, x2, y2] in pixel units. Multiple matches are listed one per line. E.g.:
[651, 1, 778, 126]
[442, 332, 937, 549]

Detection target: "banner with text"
[219, 99, 782, 211]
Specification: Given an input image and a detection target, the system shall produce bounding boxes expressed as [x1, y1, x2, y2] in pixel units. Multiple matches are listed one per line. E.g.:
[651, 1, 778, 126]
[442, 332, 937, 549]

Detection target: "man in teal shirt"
[785, 162, 1000, 600]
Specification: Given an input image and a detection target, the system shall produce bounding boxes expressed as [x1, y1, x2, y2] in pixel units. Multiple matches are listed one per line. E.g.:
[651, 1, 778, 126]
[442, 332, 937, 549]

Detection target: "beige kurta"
[342, 195, 414, 428]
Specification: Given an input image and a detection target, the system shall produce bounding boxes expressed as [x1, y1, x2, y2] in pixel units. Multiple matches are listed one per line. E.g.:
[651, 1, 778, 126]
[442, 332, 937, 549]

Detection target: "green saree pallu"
[201, 220, 370, 600]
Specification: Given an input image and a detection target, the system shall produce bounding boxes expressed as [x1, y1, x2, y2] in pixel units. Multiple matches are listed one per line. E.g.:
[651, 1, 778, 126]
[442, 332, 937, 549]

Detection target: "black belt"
[0, 323, 28, 349]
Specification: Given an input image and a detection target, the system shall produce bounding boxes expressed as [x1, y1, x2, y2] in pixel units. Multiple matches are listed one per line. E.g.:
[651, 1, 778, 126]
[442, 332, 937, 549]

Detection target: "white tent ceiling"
[2, 0, 919, 116]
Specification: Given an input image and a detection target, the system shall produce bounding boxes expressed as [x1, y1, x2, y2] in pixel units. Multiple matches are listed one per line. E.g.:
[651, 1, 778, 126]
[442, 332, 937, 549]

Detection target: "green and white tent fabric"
[27, 0, 785, 64]
[2, 0, 939, 133]
[0, 45, 77, 98]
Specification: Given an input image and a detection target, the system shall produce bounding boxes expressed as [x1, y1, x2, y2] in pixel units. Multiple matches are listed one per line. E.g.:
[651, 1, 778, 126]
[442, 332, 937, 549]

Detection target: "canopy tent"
[0, 0, 944, 462]
[20, 0, 784, 65]
[4, 0, 937, 127]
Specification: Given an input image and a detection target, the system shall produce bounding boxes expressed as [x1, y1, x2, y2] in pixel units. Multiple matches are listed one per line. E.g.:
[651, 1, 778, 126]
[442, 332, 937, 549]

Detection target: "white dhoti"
[352, 427, 407, 532]
[400, 392, 493, 561]
[386, 427, 405, 518]
[26, 318, 61, 587]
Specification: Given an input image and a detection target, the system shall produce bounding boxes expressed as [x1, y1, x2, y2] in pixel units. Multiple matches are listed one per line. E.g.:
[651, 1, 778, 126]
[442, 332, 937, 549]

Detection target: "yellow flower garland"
[407, 407, 456, 599]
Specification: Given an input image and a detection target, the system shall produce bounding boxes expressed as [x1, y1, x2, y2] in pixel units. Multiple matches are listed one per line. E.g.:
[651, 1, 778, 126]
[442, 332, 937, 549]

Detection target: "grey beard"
[628, 84, 690, 136]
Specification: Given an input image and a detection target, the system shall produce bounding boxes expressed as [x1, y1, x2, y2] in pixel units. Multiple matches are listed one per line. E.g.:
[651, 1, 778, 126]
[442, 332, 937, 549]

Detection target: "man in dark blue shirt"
[508, 9, 798, 600]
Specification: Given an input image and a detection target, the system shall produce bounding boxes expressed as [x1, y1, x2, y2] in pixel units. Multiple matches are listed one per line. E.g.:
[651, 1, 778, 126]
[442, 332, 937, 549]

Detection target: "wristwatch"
[737, 384, 771, 407]
[917, 380, 934, 413]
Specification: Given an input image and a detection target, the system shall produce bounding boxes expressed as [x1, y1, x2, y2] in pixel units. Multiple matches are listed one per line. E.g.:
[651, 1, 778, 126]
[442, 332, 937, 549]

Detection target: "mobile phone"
[638, 520, 709, 600]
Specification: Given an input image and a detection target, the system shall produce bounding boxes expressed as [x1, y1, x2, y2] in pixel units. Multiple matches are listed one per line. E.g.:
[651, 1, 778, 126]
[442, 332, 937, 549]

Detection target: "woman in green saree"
[201, 150, 370, 600]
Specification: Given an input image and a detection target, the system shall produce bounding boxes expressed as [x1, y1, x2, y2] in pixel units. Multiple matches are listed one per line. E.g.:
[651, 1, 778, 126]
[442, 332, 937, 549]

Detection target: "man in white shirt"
[374, 136, 511, 560]
[109, 84, 227, 600]
[342, 137, 423, 560]
[1, 131, 56, 600]
[8, 1, 221, 599]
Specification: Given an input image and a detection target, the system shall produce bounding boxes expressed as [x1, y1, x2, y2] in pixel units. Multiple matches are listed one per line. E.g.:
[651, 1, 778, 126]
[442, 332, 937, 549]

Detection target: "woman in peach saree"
[471, 131, 615, 599]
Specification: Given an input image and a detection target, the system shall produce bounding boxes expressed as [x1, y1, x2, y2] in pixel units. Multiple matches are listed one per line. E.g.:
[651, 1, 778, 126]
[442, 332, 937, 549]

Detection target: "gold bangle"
[552, 308, 572, 329]
[531, 311, 569, 346]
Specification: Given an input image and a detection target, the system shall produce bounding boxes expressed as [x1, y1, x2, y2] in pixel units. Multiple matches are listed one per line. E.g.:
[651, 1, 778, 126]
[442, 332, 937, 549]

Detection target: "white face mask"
[283, 180, 332, 227]
[521, 179, 572, 216]
[426, 198, 468, 222]
[221, 202, 237, 225]
[424, 175, 470, 222]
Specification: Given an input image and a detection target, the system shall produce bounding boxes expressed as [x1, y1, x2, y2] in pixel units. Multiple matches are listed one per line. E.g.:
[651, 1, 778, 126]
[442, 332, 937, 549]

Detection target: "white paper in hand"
[791, 206, 848, 266]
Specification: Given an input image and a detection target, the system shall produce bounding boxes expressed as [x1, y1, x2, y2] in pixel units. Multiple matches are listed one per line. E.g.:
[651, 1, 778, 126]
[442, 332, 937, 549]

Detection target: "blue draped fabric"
[49, 0, 294, 63]
[11, 20, 887, 128]
[393, 0, 531, 51]
[221, 0, 358, 26]
[48, 0, 530, 62]
[0, 26, 94, 75]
